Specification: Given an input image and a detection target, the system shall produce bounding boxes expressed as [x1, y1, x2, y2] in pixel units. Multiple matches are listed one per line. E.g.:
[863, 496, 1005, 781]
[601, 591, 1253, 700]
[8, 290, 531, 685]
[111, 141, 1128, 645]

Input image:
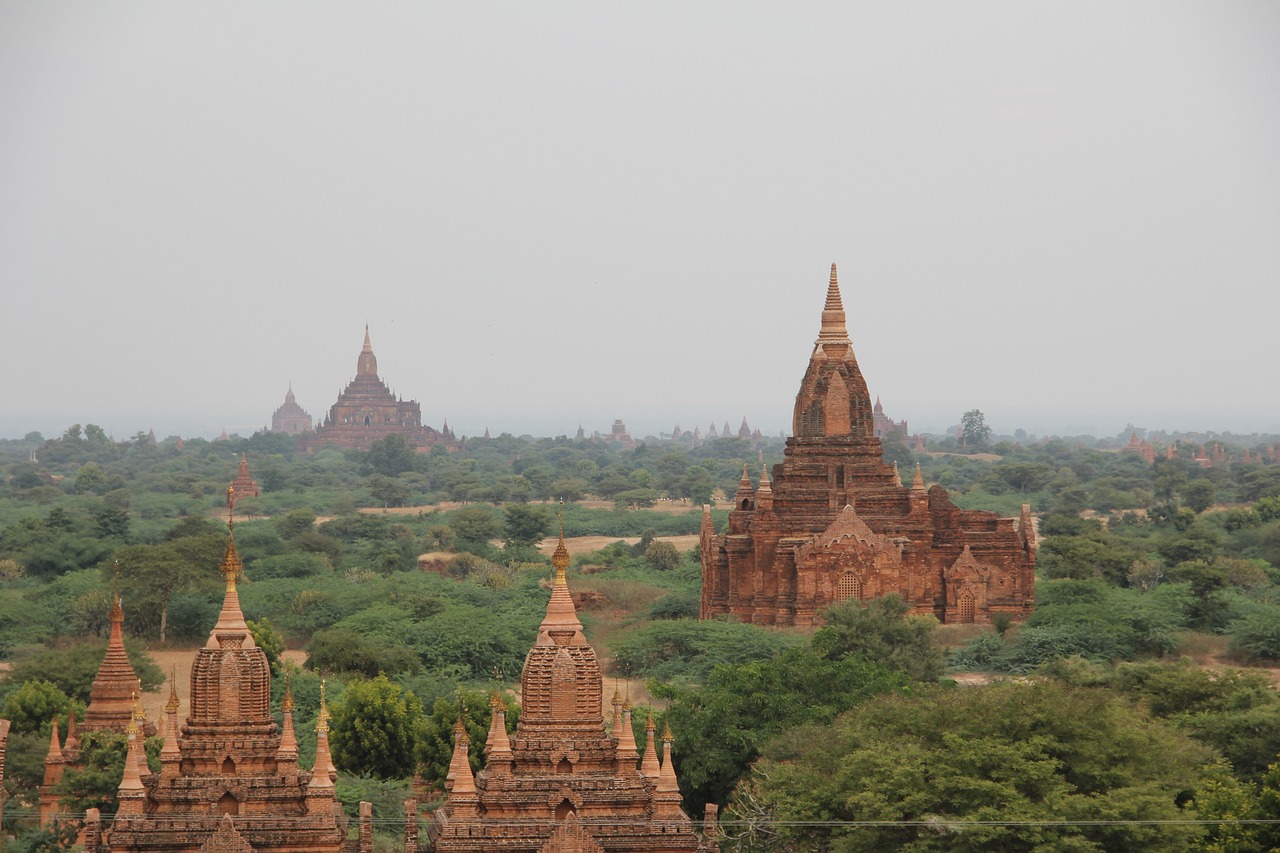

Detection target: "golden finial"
[110, 560, 124, 623]
[552, 499, 570, 582]
[281, 672, 294, 713]
[220, 486, 243, 589]
[317, 678, 330, 735]
[662, 719, 673, 741]
[645, 712, 656, 732]
[132, 683, 146, 726]
[454, 716, 470, 746]
[165, 667, 179, 714]
[489, 690, 506, 712]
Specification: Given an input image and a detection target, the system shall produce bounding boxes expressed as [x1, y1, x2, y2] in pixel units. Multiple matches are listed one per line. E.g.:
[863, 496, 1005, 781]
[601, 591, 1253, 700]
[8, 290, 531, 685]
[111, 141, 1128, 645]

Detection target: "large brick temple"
[433, 526, 716, 852]
[700, 264, 1036, 626]
[98, 496, 354, 853]
[297, 327, 459, 453]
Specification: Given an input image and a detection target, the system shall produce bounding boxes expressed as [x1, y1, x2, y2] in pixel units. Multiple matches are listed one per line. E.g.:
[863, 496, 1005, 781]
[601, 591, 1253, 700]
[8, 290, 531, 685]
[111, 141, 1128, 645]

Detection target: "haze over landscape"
[2, 2, 1277, 441]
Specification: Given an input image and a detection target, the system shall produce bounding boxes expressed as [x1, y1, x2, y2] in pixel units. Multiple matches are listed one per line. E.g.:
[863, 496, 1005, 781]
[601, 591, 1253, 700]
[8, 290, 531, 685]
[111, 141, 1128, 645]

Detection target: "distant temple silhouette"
[296, 327, 460, 453]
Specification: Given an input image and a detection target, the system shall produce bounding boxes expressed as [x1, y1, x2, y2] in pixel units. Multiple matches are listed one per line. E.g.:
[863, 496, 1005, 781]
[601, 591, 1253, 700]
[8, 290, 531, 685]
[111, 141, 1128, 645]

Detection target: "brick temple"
[98, 495, 354, 853]
[297, 327, 460, 453]
[700, 264, 1036, 626]
[270, 384, 312, 435]
[433, 526, 716, 852]
[41, 568, 156, 826]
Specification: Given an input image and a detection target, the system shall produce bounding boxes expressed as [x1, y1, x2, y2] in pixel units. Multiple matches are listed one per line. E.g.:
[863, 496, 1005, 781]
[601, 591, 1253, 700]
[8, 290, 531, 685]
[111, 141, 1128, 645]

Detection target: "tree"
[248, 618, 285, 676]
[73, 463, 110, 495]
[732, 681, 1217, 852]
[960, 409, 991, 448]
[503, 504, 551, 550]
[450, 507, 502, 556]
[1, 680, 84, 736]
[1183, 479, 1217, 514]
[414, 689, 519, 791]
[662, 650, 906, 815]
[812, 595, 944, 683]
[329, 675, 423, 779]
[114, 535, 224, 642]
[3, 641, 163, 705]
[643, 541, 681, 571]
[364, 434, 418, 477]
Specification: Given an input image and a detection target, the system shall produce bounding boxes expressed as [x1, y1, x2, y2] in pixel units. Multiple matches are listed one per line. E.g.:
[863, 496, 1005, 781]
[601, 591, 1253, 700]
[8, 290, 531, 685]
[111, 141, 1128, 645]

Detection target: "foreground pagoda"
[103, 489, 351, 853]
[433, 526, 713, 852]
[41, 566, 155, 825]
[701, 264, 1036, 626]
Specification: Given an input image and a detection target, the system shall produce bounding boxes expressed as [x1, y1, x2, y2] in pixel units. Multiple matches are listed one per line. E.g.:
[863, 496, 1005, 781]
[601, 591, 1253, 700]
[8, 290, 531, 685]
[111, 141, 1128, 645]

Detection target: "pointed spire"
[610, 685, 623, 735]
[160, 670, 181, 769]
[657, 719, 681, 796]
[616, 699, 639, 770]
[446, 717, 476, 795]
[912, 463, 926, 492]
[484, 691, 511, 774]
[208, 486, 254, 648]
[117, 719, 146, 813]
[362, 324, 372, 352]
[46, 718, 63, 762]
[538, 503, 585, 640]
[309, 680, 336, 790]
[64, 708, 78, 751]
[640, 713, 660, 779]
[756, 464, 773, 511]
[818, 262, 851, 343]
[277, 673, 298, 765]
[893, 461, 901, 487]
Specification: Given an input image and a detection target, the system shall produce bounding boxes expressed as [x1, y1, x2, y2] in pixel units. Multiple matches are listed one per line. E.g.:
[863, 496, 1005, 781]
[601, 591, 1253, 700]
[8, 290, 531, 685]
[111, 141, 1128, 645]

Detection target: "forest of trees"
[3, 421, 1280, 851]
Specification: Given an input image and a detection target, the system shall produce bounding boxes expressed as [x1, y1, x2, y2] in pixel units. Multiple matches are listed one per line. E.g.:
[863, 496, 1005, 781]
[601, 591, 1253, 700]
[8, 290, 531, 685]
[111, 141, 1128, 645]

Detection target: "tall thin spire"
[818, 262, 851, 343]
[309, 680, 336, 790]
[208, 487, 254, 647]
[640, 713, 660, 780]
[446, 717, 476, 795]
[538, 503, 584, 640]
[362, 324, 372, 353]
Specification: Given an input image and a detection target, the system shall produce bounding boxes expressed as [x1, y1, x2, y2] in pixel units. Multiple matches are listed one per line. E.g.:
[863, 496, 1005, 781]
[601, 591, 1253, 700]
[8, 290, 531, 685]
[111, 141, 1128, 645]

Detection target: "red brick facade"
[700, 264, 1036, 626]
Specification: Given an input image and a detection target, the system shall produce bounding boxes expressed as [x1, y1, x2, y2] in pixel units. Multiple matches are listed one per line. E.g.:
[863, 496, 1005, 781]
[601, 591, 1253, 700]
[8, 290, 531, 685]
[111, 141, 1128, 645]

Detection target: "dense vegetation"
[3, 421, 1280, 851]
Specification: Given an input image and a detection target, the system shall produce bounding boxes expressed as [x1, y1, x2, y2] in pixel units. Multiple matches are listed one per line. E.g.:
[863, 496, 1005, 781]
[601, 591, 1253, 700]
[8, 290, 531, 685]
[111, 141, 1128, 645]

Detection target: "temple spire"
[207, 487, 254, 648]
[537, 504, 584, 640]
[640, 713, 660, 780]
[912, 463, 926, 492]
[117, 720, 146, 813]
[484, 692, 511, 775]
[309, 681, 336, 790]
[277, 673, 298, 766]
[446, 718, 476, 795]
[46, 718, 63, 762]
[818, 262, 851, 344]
[356, 326, 378, 377]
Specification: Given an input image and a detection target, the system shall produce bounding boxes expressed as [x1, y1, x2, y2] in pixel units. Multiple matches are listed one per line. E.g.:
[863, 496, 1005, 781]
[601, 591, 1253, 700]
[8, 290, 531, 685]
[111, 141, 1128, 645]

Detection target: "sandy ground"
[536, 534, 700, 558]
[355, 498, 730, 519]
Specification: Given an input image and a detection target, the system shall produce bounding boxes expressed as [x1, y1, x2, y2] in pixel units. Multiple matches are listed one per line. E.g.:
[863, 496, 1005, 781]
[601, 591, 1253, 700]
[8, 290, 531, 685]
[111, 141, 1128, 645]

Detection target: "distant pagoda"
[297, 327, 460, 453]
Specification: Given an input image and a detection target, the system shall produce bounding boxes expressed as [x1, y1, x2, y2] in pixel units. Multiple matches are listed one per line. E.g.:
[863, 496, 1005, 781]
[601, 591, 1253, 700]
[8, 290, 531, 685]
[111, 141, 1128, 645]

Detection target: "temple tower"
[701, 264, 1036, 626]
[271, 383, 313, 435]
[434, 520, 712, 852]
[297, 328, 459, 453]
[104, 487, 352, 853]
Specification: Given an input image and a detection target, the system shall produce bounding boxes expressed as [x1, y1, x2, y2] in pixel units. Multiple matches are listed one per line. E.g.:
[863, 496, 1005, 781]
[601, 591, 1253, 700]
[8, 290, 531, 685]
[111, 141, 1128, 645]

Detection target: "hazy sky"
[3, 2, 1278, 441]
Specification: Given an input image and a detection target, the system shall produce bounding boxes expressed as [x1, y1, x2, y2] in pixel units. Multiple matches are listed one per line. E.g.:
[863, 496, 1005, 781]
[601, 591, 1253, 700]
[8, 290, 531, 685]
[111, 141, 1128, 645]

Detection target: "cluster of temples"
[700, 265, 1037, 626]
[288, 328, 461, 453]
[433, 528, 715, 852]
[33, 484, 715, 852]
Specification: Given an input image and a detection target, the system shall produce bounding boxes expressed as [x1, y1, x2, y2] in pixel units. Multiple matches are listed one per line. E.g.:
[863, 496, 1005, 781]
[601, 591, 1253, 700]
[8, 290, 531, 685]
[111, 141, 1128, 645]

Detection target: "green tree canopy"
[731, 680, 1218, 852]
[329, 675, 423, 780]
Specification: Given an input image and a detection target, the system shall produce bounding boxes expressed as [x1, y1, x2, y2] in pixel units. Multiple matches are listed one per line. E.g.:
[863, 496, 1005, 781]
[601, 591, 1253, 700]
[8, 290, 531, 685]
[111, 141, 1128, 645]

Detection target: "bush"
[612, 619, 806, 682]
[1228, 602, 1280, 662]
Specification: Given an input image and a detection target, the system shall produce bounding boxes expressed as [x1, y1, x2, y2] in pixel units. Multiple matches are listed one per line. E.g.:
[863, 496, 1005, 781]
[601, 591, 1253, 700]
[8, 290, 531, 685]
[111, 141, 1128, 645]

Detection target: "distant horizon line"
[4, 408, 1280, 444]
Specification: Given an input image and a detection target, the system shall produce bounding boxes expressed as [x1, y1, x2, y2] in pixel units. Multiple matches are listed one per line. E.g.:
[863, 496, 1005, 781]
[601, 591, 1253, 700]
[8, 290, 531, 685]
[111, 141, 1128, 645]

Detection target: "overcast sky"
[2, 2, 1277, 442]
